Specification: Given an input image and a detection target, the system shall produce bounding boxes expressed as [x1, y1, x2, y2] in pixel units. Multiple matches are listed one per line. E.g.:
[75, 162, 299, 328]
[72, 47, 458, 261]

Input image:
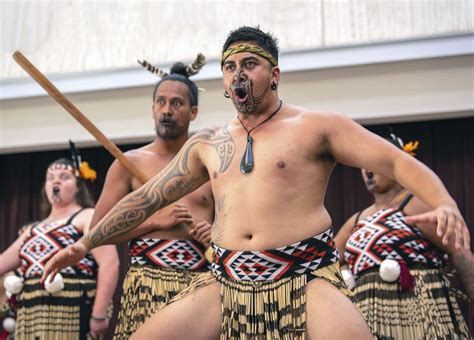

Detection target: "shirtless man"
[85, 60, 214, 338]
[43, 27, 470, 339]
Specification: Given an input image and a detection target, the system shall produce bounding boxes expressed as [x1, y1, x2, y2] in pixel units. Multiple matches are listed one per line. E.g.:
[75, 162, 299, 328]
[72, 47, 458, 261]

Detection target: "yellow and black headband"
[47, 141, 96, 181]
[221, 44, 278, 68]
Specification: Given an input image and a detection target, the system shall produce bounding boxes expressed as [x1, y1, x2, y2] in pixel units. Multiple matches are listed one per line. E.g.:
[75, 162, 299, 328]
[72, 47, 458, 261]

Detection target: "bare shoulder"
[404, 195, 431, 216]
[289, 108, 354, 134]
[186, 124, 233, 153]
[18, 222, 35, 235]
[294, 108, 349, 122]
[75, 208, 95, 232]
[110, 145, 156, 176]
[189, 124, 230, 142]
[123, 144, 155, 160]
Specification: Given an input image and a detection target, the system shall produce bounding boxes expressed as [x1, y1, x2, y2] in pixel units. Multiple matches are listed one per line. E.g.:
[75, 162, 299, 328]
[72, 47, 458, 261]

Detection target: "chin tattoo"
[231, 70, 268, 115]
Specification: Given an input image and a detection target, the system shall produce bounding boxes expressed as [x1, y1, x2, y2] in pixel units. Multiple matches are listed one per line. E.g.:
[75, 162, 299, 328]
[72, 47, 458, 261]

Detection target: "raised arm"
[89, 155, 195, 245]
[405, 197, 474, 300]
[325, 112, 470, 249]
[84, 135, 209, 249]
[42, 126, 234, 283]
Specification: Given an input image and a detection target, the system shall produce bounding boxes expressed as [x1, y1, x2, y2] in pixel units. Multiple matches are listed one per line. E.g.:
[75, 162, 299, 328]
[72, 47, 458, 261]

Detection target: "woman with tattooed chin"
[43, 27, 471, 339]
[334, 134, 471, 338]
[0, 157, 118, 339]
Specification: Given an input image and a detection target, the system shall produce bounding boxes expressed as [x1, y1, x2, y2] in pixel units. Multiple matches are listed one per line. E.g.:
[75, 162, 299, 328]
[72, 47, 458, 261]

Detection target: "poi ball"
[2, 317, 16, 333]
[379, 259, 401, 282]
[3, 275, 24, 295]
[45, 273, 64, 293]
[341, 268, 356, 290]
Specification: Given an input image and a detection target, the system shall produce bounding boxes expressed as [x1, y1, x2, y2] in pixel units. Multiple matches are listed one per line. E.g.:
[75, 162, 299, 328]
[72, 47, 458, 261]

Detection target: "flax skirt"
[15, 277, 97, 340]
[168, 262, 353, 340]
[353, 268, 469, 339]
[113, 265, 199, 339]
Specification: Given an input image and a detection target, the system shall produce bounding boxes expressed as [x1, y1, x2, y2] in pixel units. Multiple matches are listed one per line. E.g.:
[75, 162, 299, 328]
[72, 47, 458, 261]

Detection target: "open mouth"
[234, 87, 248, 103]
[160, 118, 176, 128]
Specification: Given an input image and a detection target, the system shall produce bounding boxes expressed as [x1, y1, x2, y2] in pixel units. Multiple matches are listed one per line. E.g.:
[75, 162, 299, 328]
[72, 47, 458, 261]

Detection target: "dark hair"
[40, 158, 95, 218]
[152, 62, 199, 106]
[384, 127, 404, 150]
[222, 26, 279, 64]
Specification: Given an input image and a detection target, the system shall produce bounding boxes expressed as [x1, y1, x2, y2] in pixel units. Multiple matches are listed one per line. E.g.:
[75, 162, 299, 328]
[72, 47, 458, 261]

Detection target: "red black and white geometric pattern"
[345, 208, 447, 276]
[19, 219, 97, 278]
[211, 228, 339, 281]
[129, 238, 208, 271]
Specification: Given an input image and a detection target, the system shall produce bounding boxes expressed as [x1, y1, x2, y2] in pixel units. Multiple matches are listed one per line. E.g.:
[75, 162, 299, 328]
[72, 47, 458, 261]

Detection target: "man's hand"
[41, 241, 89, 284]
[147, 203, 194, 230]
[404, 205, 471, 250]
[89, 318, 109, 339]
[190, 221, 212, 247]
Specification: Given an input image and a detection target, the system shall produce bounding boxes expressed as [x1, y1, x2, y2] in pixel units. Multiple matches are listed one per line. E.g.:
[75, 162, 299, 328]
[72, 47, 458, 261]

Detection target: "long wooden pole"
[13, 51, 214, 261]
[12, 51, 149, 184]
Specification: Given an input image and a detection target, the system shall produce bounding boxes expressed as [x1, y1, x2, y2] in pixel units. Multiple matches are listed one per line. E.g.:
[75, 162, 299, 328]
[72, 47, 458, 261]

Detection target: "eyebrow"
[241, 56, 259, 63]
[156, 96, 184, 101]
[224, 56, 260, 67]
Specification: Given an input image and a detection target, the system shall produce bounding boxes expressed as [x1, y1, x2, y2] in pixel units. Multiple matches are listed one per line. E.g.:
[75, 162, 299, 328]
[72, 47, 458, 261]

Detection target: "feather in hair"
[186, 53, 207, 76]
[137, 59, 169, 78]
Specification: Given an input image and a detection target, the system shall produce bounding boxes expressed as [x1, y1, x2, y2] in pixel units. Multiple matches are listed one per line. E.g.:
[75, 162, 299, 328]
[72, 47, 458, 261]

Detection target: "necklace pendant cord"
[238, 100, 283, 174]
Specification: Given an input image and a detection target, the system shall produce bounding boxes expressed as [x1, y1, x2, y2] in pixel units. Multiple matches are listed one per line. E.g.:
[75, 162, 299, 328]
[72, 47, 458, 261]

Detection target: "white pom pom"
[379, 259, 401, 282]
[5, 290, 12, 299]
[45, 273, 64, 294]
[341, 268, 356, 290]
[2, 317, 16, 333]
[3, 275, 24, 295]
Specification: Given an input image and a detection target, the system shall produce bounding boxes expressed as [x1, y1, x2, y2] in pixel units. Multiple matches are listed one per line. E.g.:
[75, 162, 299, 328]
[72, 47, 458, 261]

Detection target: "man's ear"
[271, 66, 281, 83]
[151, 104, 155, 119]
[190, 106, 198, 121]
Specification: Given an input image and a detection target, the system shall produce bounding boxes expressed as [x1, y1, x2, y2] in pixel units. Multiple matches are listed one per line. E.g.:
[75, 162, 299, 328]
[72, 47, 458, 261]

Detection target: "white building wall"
[1, 0, 473, 79]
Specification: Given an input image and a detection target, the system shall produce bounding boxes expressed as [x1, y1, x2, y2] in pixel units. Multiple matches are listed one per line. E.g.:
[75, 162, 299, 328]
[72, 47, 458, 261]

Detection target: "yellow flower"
[403, 141, 419, 156]
[79, 161, 97, 181]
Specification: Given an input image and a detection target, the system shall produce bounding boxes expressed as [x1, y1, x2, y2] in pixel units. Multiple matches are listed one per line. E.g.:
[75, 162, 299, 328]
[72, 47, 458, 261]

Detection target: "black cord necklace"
[237, 100, 283, 174]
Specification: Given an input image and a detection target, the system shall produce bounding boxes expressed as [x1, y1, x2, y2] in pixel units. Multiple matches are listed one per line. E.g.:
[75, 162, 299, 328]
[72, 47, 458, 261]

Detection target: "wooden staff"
[12, 51, 149, 184]
[14, 51, 215, 262]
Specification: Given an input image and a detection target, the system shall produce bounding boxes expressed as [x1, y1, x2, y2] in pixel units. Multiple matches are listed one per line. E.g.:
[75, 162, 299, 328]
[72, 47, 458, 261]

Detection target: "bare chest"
[130, 154, 175, 190]
[207, 128, 330, 192]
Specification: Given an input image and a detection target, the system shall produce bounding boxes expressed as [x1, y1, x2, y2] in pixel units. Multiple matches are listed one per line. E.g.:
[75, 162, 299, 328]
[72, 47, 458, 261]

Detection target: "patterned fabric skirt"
[113, 265, 203, 339]
[169, 229, 354, 339]
[15, 277, 97, 340]
[353, 268, 469, 339]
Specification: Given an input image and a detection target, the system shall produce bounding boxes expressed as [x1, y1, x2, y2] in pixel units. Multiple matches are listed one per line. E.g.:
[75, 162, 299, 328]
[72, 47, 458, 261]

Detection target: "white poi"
[341, 267, 356, 289]
[379, 259, 401, 282]
[2, 317, 16, 333]
[3, 275, 24, 295]
[45, 272, 65, 293]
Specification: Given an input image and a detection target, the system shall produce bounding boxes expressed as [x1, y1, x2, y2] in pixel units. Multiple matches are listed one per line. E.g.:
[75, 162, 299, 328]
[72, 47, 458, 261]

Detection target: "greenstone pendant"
[240, 136, 254, 174]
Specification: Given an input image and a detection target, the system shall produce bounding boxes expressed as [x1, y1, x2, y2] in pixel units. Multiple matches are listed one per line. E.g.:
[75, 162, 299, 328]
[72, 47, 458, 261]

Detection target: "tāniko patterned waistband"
[211, 228, 339, 281]
[129, 238, 208, 271]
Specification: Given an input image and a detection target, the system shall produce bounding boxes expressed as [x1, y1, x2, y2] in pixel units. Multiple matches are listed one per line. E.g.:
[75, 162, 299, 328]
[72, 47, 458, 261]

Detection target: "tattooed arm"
[41, 126, 235, 282]
[85, 133, 210, 249]
[451, 248, 474, 300]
